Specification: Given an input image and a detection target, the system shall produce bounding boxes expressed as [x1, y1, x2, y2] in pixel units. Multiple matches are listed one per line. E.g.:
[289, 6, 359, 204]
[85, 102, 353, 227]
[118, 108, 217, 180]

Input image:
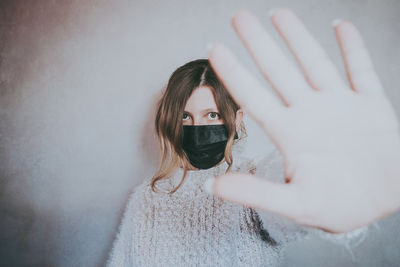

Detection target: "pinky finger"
[334, 20, 383, 95]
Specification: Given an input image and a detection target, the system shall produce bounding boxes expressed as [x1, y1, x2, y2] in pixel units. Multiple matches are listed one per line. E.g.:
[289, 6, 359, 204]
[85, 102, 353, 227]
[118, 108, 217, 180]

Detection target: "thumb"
[205, 172, 304, 220]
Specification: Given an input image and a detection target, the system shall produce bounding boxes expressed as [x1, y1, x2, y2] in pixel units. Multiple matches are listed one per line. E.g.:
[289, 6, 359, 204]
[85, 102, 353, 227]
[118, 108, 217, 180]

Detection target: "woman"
[106, 59, 369, 267]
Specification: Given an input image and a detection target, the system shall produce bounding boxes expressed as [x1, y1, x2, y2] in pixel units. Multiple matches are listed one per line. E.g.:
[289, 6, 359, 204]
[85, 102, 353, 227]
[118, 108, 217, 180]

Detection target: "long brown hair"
[151, 59, 247, 194]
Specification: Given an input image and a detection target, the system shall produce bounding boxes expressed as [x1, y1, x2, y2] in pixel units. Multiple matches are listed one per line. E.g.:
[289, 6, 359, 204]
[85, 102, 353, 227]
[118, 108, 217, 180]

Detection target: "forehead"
[184, 86, 218, 111]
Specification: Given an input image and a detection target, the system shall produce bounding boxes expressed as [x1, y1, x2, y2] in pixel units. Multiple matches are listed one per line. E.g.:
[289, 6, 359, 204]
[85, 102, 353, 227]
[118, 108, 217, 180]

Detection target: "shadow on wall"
[139, 86, 166, 174]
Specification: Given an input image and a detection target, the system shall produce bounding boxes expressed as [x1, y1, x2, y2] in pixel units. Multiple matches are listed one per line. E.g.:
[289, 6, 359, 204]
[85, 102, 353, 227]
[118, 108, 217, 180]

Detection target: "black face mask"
[182, 124, 238, 169]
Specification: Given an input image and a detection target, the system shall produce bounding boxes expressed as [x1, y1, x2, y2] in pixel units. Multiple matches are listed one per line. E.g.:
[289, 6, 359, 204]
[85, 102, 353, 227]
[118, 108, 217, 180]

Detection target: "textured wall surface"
[0, 0, 399, 266]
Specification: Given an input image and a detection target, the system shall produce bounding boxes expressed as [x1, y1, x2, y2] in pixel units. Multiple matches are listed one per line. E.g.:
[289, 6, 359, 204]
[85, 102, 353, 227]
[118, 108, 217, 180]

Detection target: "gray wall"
[0, 0, 399, 266]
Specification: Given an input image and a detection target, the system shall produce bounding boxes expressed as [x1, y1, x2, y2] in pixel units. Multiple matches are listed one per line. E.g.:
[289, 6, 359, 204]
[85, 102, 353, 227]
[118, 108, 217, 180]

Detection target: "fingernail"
[332, 18, 343, 27]
[204, 177, 215, 195]
[231, 11, 237, 20]
[206, 42, 214, 53]
[268, 8, 277, 17]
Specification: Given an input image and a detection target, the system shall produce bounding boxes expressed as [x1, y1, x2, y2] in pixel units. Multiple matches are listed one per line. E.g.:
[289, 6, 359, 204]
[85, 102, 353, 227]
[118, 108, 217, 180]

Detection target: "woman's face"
[182, 86, 243, 128]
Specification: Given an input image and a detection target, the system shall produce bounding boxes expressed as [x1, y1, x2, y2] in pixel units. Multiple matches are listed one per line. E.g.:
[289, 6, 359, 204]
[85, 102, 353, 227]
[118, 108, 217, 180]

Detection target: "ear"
[235, 109, 244, 132]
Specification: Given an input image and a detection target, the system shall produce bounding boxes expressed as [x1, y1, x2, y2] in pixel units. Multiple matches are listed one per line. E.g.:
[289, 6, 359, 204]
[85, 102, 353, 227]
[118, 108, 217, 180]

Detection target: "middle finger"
[270, 8, 348, 92]
[232, 9, 312, 107]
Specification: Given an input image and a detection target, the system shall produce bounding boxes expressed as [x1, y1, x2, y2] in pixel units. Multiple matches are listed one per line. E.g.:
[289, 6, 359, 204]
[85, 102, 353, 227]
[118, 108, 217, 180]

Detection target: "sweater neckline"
[177, 160, 229, 178]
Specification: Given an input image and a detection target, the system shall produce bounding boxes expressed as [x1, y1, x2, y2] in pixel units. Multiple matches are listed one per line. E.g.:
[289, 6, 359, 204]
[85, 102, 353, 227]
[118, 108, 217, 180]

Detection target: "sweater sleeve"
[249, 148, 371, 251]
[106, 186, 142, 267]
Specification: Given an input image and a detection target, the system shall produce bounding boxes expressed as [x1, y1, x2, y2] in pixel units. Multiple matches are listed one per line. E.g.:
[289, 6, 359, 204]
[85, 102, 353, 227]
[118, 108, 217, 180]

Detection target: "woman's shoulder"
[117, 178, 165, 228]
[125, 175, 177, 210]
[121, 178, 157, 213]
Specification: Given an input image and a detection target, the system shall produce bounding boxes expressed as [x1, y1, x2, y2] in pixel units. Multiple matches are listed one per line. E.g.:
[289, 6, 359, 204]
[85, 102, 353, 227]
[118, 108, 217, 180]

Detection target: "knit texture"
[106, 138, 369, 266]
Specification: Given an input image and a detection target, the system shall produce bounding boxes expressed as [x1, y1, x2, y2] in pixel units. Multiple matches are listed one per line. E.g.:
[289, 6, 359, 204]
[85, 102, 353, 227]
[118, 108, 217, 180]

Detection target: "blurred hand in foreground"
[206, 8, 400, 233]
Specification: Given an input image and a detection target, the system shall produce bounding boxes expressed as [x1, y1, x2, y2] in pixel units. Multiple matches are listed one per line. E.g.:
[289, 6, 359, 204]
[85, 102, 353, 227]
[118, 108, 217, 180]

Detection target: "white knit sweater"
[106, 138, 369, 266]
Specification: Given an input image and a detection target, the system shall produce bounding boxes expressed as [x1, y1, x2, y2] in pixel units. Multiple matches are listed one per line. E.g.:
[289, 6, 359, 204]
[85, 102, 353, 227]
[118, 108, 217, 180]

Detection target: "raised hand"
[206, 8, 400, 233]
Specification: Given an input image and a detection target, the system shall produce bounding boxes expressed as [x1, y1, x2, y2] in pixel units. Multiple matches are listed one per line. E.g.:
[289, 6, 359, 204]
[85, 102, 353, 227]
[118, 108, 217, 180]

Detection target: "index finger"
[208, 43, 287, 134]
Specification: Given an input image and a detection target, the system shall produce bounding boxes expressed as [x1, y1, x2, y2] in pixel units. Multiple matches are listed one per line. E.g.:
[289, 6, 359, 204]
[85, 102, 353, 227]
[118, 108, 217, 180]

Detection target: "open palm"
[207, 8, 400, 233]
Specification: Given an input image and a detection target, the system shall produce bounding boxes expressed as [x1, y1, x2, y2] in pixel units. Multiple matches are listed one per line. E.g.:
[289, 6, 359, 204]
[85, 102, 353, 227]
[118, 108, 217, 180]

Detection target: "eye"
[208, 112, 220, 120]
[183, 113, 191, 121]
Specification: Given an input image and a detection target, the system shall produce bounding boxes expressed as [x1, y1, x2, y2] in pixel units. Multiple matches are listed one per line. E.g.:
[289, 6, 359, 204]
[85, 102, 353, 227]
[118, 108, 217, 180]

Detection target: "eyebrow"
[183, 108, 219, 115]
